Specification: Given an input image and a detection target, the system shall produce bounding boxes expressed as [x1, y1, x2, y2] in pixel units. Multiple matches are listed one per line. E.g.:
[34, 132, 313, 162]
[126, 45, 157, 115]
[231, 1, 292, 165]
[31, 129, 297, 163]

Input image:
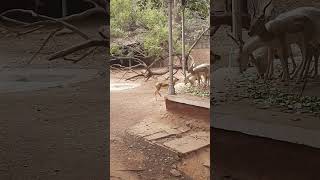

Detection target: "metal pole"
[62, 0, 67, 17]
[181, 0, 186, 80]
[168, 0, 175, 95]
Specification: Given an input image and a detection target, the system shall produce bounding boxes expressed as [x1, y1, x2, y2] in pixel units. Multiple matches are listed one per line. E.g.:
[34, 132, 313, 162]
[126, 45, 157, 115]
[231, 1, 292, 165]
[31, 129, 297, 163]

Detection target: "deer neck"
[242, 36, 267, 55]
[259, 25, 275, 41]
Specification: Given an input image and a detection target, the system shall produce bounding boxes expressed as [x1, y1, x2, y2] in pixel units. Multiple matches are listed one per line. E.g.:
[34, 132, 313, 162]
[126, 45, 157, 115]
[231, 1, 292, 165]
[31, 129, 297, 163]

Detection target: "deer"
[310, 44, 320, 78]
[184, 73, 199, 86]
[185, 63, 210, 87]
[154, 77, 179, 101]
[230, 6, 320, 83]
[264, 7, 320, 82]
[292, 43, 320, 79]
[247, 0, 297, 80]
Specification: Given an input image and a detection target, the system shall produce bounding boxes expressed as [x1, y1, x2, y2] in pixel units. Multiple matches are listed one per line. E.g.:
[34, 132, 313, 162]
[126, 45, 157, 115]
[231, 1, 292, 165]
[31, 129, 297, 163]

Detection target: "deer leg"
[298, 57, 308, 81]
[197, 74, 201, 87]
[281, 37, 290, 82]
[291, 42, 304, 79]
[265, 49, 270, 80]
[303, 48, 313, 79]
[270, 56, 274, 79]
[266, 48, 274, 80]
[154, 90, 159, 101]
[292, 60, 303, 79]
[289, 48, 297, 74]
[312, 53, 319, 78]
[278, 46, 289, 82]
[298, 43, 312, 82]
[296, 40, 308, 82]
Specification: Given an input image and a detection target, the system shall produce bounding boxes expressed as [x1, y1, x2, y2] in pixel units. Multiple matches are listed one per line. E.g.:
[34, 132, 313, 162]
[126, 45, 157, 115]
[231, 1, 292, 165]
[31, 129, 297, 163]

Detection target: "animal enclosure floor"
[110, 71, 210, 180]
[0, 66, 98, 93]
[0, 20, 108, 180]
[212, 67, 320, 148]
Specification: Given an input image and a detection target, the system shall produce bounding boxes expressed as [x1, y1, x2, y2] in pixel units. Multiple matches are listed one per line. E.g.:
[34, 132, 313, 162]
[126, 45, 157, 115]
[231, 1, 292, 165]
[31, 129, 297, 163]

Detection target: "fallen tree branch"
[27, 27, 63, 64]
[63, 47, 97, 63]
[1, 9, 90, 40]
[110, 56, 147, 68]
[0, 15, 28, 26]
[16, 25, 45, 37]
[48, 39, 107, 60]
[59, 7, 106, 22]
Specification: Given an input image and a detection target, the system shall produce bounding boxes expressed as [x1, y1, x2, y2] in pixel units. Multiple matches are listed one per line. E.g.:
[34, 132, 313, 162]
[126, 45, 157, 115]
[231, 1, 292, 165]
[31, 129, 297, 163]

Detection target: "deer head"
[248, 0, 272, 36]
[226, 31, 257, 73]
[187, 60, 196, 73]
[173, 77, 179, 83]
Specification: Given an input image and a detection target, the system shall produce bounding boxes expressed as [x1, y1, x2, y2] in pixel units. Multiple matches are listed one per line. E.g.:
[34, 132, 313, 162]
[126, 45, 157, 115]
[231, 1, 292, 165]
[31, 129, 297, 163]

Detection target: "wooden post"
[181, 0, 186, 80]
[62, 0, 67, 17]
[168, 0, 175, 95]
[232, 0, 242, 44]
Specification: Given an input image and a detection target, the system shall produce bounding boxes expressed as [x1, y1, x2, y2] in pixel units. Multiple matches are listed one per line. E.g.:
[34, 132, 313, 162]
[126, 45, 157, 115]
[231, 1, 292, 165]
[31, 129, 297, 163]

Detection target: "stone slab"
[212, 106, 320, 149]
[163, 132, 210, 154]
[127, 121, 182, 140]
[166, 95, 210, 109]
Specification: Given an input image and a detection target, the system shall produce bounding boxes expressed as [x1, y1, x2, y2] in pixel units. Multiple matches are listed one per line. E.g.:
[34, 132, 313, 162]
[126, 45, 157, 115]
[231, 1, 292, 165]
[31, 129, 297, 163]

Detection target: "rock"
[170, 169, 182, 177]
[257, 105, 270, 109]
[291, 118, 301, 122]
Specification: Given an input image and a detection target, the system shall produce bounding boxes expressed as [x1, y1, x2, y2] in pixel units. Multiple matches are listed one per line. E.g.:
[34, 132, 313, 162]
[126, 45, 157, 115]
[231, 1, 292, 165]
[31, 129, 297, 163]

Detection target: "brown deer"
[247, 0, 297, 80]
[154, 77, 179, 100]
[186, 63, 210, 87]
[230, 7, 320, 83]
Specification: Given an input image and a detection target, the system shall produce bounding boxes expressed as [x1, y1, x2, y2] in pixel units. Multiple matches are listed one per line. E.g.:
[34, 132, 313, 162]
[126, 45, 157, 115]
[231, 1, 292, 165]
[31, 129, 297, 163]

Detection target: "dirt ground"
[110, 71, 164, 180]
[0, 19, 109, 180]
[110, 70, 210, 180]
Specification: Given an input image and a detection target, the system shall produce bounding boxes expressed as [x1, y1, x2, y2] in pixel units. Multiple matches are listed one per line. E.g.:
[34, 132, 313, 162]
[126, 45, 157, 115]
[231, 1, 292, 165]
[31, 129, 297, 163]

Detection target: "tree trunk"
[168, 0, 175, 95]
[232, 0, 242, 45]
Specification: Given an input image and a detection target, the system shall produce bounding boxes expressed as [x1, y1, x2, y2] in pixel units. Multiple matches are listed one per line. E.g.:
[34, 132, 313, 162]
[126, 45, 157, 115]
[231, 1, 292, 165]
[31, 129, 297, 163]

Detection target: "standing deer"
[232, 7, 320, 82]
[292, 43, 320, 79]
[184, 73, 199, 86]
[186, 63, 210, 87]
[247, 0, 297, 79]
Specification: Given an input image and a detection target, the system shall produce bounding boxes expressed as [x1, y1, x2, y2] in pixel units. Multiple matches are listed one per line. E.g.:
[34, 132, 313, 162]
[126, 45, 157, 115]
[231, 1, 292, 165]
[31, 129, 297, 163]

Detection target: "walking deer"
[154, 77, 179, 100]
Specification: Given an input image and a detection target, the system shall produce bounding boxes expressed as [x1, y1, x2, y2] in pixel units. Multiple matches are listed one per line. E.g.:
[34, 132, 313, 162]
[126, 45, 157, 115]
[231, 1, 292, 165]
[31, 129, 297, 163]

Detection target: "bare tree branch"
[27, 27, 63, 64]
[48, 39, 107, 60]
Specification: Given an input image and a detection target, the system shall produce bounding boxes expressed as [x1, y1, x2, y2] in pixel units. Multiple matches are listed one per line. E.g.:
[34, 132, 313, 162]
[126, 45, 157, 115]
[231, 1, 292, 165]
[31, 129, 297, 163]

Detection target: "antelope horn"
[226, 31, 256, 61]
[252, 2, 256, 19]
[226, 31, 241, 47]
[262, 0, 272, 17]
